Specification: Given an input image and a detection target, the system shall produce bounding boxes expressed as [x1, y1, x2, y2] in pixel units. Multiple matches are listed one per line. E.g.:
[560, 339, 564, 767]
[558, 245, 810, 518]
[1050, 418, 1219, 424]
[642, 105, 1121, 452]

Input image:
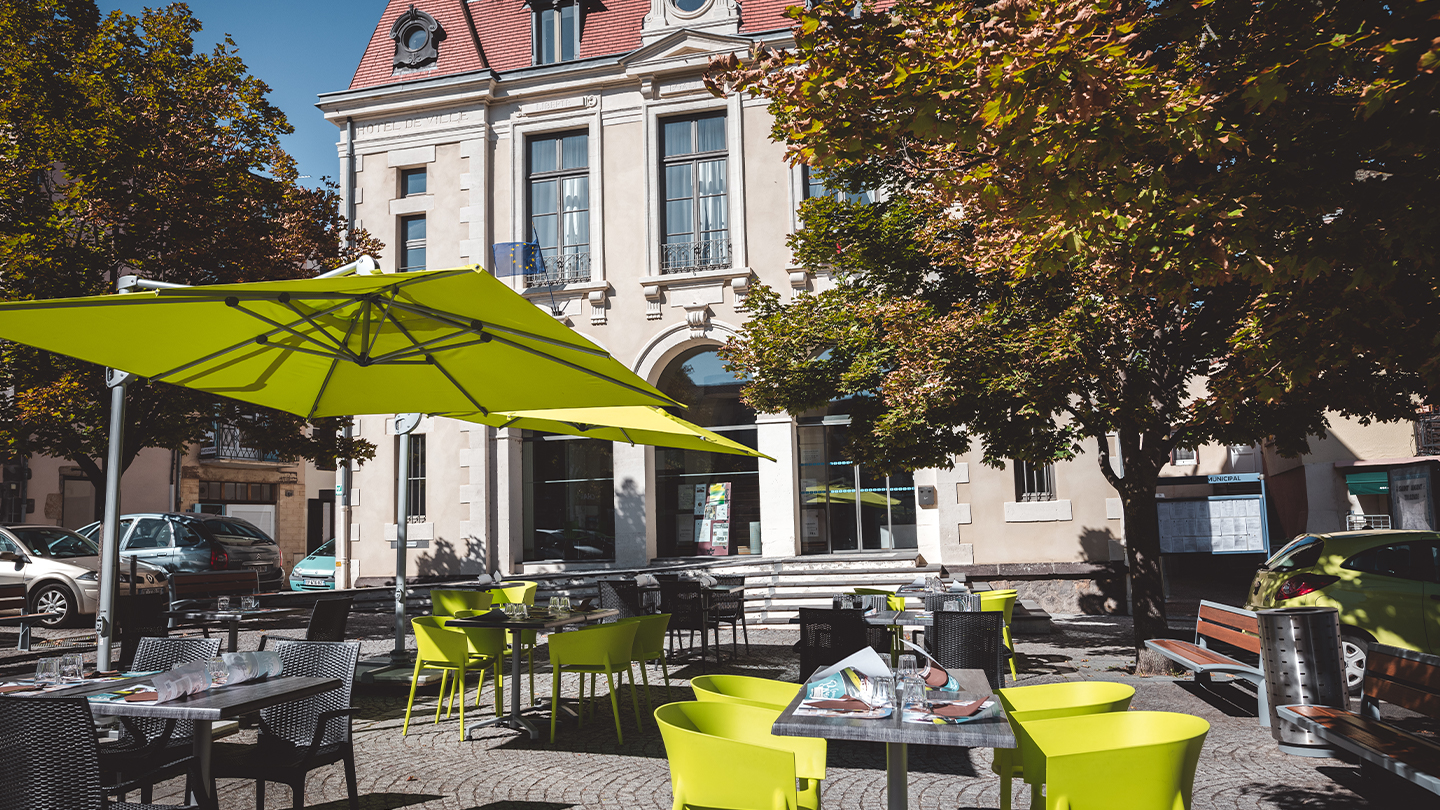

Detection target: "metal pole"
[337, 419, 352, 590]
[95, 369, 129, 670]
[392, 413, 421, 663]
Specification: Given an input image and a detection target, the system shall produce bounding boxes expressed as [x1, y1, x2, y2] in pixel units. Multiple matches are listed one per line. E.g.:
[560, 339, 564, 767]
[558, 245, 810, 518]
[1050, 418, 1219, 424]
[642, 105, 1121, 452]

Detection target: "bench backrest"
[170, 569, 259, 601]
[1362, 643, 1440, 721]
[1195, 600, 1262, 656]
[0, 582, 25, 612]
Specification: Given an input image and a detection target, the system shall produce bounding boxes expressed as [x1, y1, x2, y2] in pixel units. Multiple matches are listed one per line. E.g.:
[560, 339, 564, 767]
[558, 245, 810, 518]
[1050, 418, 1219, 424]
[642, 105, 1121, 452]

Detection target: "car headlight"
[78, 571, 98, 582]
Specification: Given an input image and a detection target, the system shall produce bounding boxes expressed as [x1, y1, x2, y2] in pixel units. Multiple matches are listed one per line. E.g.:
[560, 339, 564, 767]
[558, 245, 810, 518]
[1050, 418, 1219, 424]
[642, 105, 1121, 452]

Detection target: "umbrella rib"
[307, 302, 369, 419]
[381, 304, 490, 415]
[226, 300, 362, 361]
[276, 299, 364, 357]
[366, 328, 484, 364]
[382, 299, 611, 359]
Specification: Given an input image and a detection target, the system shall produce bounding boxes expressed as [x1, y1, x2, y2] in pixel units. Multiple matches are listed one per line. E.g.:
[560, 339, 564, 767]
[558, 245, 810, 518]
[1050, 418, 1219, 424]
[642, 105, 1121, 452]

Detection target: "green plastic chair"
[491, 581, 539, 705]
[691, 674, 801, 712]
[1022, 711, 1209, 810]
[992, 681, 1136, 810]
[430, 588, 493, 617]
[548, 621, 641, 744]
[445, 611, 509, 714]
[617, 613, 673, 710]
[853, 587, 907, 612]
[656, 701, 826, 810]
[980, 589, 1019, 680]
[405, 617, 472, 739]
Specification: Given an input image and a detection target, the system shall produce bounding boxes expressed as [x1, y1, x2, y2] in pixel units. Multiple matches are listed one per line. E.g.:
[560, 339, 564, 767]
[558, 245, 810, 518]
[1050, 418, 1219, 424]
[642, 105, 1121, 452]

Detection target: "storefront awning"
[1345, 471, 1390, 495]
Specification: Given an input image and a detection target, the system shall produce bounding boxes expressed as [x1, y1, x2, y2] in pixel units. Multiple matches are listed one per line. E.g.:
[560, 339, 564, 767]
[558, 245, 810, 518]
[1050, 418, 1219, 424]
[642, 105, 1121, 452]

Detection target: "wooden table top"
[772, 668, 1015, 749]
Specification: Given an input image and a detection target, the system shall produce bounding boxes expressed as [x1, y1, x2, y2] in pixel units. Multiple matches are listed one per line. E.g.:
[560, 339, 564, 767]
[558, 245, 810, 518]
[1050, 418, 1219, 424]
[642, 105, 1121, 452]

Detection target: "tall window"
[523, 436, 614, 561]
[399, 215, 426, 272]
[400, 168, 427, 197]
[798, 421, 918, 554]
[660, 113, 730, 274]
[401, 434, 427, 523]
[803, 166, 874, 204]
[1014, 461, 1055, 502]
[528, 131, 590, 286]
[534, 0, 580, 65]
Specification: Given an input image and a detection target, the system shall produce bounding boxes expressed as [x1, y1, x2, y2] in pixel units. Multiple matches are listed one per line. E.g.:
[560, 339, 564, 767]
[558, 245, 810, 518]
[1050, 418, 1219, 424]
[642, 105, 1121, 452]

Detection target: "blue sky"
[97, 1, 389, 188]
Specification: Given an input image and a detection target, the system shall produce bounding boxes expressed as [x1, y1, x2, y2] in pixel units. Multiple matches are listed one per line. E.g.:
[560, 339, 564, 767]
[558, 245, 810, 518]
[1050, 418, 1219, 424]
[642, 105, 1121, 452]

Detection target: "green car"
[289, 539, 336, 591]
[1245, 530, 1440, 693]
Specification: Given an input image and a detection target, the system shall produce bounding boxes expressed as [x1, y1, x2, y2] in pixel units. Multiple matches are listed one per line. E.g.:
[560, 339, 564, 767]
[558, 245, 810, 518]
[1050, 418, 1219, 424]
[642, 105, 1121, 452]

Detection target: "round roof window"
[405, 26, 428, 51]
[674, 0, 708, 12]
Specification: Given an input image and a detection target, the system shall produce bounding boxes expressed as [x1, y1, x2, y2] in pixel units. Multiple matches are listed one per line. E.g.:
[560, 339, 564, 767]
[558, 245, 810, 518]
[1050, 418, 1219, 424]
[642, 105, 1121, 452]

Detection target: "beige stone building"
[307, 0, 1440, 611]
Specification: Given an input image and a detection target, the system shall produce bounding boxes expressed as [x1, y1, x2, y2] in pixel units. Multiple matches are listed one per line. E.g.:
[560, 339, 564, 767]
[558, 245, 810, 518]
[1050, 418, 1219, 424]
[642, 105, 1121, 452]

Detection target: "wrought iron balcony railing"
[659, 237, 732, 275]
[200, 423, 281, 463]
[524, 252, 592, 288]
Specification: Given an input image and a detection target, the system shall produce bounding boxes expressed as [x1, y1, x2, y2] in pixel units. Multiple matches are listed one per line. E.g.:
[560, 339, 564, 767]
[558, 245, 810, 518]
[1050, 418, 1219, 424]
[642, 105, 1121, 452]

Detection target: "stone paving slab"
[7, 612, 1435, 809]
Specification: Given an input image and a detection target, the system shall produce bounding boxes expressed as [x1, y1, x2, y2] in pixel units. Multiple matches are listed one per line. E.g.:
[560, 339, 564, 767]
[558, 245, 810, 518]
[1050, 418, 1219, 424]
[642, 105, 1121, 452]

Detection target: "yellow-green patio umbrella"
[448, 406, 773, 459]
[0, 266, 677, 417]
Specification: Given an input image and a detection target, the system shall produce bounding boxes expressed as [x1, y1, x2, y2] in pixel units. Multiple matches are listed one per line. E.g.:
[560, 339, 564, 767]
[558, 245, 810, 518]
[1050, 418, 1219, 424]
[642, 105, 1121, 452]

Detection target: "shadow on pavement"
[1174, 679, 1263, 720]
[304, 793, 444, 809]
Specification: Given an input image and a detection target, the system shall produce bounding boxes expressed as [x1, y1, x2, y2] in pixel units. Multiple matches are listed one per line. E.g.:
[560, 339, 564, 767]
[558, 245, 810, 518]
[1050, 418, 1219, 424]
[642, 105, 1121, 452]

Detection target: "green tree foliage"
[712, 0, 1438, 653]
[0, 1, 378, 515]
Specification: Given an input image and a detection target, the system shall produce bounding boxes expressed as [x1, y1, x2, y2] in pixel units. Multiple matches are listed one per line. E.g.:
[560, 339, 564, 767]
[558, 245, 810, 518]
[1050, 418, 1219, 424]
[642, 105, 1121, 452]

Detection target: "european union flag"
[492, 242, 540, 278]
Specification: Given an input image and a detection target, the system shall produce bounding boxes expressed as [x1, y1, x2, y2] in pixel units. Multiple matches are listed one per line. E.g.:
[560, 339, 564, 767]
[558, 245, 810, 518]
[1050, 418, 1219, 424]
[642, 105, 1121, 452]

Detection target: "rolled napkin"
[635, 573, 658, 587]
[474, 572, 494, 585]
[927, 697, 990, 718]
[806, 697, 873, 712]
[697, 574, 718, 587]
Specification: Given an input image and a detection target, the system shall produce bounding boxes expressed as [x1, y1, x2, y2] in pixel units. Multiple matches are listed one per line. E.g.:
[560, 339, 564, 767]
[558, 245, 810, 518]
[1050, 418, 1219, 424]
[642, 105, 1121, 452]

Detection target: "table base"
[887, 741, 907, 810]
[470, 714, 540, 739]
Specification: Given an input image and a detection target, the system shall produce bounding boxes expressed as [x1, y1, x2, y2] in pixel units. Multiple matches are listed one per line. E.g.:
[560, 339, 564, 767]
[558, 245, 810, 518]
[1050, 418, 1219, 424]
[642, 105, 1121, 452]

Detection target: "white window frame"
[508, 110, 605, 289]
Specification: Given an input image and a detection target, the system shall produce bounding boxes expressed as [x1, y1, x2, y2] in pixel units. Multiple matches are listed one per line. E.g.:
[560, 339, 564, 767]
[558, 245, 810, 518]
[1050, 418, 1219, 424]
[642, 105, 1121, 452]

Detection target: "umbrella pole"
[95, 370, 129, 670]
[392, 414, 421, 664]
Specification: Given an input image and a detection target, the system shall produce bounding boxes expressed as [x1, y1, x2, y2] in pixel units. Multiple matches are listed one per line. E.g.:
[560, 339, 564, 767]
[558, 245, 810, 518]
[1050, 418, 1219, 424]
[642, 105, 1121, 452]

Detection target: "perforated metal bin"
[1257, 606, 1349, 756]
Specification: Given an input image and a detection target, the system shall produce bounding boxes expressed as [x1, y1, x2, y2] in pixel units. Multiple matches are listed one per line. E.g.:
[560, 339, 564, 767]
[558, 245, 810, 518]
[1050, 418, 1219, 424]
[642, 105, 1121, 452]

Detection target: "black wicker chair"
[259, 596, 354, 649]
[658, 580, 722, 666]
[100, 636, 224, 803]
[210, 639, 362, 810]
[598, 580, 646, 620]
[114, 593, 172, 670]
[0, 695, 197, 810]
[709, 574, 749, 655]
[796, 607, 892, 680]
[924, 610, 1005, 689]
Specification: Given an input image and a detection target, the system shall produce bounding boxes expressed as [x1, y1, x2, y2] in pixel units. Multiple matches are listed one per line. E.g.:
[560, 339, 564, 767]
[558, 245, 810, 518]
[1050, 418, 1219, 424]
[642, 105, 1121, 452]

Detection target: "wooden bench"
[1145, 599, 1269, 726]
[168, 569, 260, 607]
[1278, 644, 1440, 795]
[0, 583, 58, 651]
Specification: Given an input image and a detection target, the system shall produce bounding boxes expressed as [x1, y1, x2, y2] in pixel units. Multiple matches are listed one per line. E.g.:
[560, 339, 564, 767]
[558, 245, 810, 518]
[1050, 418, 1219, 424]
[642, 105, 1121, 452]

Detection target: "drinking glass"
[895, 654, 917, 683]
[547, 597, 559, 612]
[206, 657, 230, 687]
[943, 600, 959, 612]
[869, 676, 895, 708]
[60, 653, 84, 683]
[560, 596, 571, 613]
[899, 677, 926, 709]
[34, 657, 60, 686]
[240, 595, 258, 611]
[215, 595, 231, 611]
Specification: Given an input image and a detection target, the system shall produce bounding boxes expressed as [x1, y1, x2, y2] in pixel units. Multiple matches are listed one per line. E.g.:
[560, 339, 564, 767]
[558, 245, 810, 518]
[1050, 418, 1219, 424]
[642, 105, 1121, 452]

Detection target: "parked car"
[1245, 529, 1440, 693]
[0, 524, 169, 627]
[289, 539, 336, 591]
[77, 512, 285, 593]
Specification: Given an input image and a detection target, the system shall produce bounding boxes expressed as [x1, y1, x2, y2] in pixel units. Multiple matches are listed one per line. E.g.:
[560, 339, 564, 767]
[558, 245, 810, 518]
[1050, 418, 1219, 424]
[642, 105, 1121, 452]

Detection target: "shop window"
[798, 421, 918, 555]
[655, 346, 760, 557]
[523, 435, 614, 561]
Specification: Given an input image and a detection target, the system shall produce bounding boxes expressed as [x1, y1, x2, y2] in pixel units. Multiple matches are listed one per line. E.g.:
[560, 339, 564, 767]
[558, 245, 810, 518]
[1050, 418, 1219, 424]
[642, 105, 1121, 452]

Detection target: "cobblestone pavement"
[5, 612, 1434, 809]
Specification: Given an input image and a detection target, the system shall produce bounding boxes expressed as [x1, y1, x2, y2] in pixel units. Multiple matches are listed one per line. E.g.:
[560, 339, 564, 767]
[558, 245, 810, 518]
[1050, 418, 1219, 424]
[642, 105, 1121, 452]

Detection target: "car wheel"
[31, 583, 77, 628]
[1341, 632, 1370, 696]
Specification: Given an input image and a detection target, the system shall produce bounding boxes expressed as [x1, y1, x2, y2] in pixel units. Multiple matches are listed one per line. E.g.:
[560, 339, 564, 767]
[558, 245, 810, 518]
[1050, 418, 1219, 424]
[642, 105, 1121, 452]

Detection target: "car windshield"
[200, 519, 275, 546]
[10, 527, 101, 559]
[1263, 536, 1325, 572]
[312, 539, 335, 557]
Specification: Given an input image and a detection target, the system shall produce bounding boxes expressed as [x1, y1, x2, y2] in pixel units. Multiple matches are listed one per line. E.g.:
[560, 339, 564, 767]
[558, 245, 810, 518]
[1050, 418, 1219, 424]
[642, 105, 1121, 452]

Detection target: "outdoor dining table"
[18, 672, 340, 810]
[772, 667, 1015, 810]
[163, 606, 299, 652]
[448, 607, 617, 739]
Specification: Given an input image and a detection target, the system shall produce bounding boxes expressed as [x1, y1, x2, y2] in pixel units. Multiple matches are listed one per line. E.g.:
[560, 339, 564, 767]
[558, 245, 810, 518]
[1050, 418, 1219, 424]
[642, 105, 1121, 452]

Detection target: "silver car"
[0, 525, 169, 627]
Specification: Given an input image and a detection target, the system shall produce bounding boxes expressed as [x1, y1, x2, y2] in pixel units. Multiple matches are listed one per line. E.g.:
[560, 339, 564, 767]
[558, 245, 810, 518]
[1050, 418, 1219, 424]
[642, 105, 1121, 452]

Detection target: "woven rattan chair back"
[710, 575, 745, 620]
[925, 610, 1004, 689]
[658, 581, 707, 631]
[263, 640, 361, 749]
[0, 696, 105, 810]
[306, 596, 354, 641]
[923, 593, 982, 613]
[132, 636, 223, 671]
[599, 580, 646, 619]
[797, 607, 872, 679]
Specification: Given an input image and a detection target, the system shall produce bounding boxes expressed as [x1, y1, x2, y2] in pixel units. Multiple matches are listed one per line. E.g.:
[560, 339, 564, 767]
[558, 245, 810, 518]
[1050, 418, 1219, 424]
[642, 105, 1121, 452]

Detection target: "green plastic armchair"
[405, 617, 473, 739]
[1022, 711, 1209, 810]
[993, 681, 1136, 809]
[691, 674, 801, 712]
[617, 613, 672, 710]
[980, 589, 1019, 680]
[548, 621, 641, 744]
[444, 611, 508, 714]
[430, 588, 492, 617]
[656, 701, 826, 810]
[852, 587, 907, 612]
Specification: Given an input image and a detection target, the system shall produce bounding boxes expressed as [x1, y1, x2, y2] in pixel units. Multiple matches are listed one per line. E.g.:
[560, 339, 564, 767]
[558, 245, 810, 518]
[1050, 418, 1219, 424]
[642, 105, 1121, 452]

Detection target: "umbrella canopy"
[448, 406, 773, 459]
[0, 267, 677, 416]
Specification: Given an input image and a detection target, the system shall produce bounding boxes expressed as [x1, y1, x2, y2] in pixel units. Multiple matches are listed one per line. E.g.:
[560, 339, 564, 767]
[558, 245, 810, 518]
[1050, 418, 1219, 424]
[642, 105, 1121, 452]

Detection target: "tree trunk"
[1121, 486, 1172, 669]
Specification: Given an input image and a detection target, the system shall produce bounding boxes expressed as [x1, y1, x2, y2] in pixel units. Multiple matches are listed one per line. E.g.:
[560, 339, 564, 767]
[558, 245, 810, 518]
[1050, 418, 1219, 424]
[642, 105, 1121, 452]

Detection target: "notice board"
[1157, 496, 1268, 554]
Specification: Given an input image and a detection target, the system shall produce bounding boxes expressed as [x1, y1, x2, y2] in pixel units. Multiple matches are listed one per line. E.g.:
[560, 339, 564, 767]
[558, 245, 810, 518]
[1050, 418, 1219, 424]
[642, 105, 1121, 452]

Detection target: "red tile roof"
[349, 0, 806, 90]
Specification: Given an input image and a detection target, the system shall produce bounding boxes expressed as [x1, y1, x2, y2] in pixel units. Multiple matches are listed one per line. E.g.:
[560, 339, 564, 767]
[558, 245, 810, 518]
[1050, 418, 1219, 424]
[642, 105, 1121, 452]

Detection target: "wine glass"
[240, 594, 258, 611]
[215, 595, 231, 611]
[206, 657, 230, 687]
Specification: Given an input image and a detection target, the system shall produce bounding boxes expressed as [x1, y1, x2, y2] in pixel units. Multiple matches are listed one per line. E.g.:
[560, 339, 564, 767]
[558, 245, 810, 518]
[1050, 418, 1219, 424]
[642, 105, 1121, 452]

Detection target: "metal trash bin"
[1257, 606, 1349, 756]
